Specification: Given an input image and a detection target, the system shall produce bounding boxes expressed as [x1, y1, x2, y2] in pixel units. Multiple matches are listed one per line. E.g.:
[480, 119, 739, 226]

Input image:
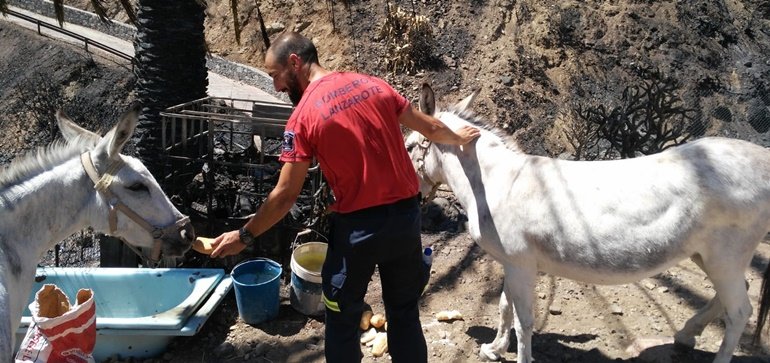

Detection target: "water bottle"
[422, 246, 433, 267]
[421, 246, 433, 294]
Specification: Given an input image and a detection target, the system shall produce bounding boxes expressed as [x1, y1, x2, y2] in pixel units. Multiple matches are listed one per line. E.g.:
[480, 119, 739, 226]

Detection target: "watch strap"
[239, 227, 257, 246]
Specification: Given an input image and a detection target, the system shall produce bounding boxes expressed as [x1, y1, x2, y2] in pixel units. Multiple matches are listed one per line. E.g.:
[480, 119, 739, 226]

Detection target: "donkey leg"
[0, 287, 15, 363]
[675, 254, 723, 348]
[511, 279, 536, 363]
[480, 265, 536, 363]
[674, 294, 723, 348]
[480, 288, 515, 361]
[708, 271, 753, 363]
[0, 313, 10, 363]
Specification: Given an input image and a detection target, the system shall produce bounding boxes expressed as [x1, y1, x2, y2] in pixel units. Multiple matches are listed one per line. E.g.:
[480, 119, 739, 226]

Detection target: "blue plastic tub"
[231, 258, 282, 324]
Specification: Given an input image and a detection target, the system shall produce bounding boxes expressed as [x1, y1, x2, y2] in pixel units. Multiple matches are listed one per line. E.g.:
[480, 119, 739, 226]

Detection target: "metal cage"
[159, 97, 329, 265]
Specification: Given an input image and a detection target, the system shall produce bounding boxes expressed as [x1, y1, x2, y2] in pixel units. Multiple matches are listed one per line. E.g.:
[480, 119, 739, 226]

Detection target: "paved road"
[1, 6, 284, 107]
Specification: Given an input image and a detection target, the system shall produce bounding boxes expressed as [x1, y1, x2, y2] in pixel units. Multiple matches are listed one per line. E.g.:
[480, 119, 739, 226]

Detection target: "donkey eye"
[406, 144, 415, 152]
[126, 182, 149, 193]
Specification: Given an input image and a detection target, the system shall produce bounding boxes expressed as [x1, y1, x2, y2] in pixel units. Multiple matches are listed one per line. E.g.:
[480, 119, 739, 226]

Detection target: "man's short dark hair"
[269, 31, 319, 66]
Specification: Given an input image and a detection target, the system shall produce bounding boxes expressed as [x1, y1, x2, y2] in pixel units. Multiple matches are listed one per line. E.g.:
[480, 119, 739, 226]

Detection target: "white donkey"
[0, 106, 194, 361]
[407, 84, 770, 363]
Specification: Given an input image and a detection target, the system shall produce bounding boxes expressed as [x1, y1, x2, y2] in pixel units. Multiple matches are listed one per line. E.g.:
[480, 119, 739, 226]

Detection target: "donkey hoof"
[673, 333, 695, 350]
[479, 344, 502, 361]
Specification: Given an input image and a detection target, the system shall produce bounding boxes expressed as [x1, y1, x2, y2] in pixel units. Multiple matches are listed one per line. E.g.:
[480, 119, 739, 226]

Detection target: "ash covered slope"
[0, 21, 135, 164]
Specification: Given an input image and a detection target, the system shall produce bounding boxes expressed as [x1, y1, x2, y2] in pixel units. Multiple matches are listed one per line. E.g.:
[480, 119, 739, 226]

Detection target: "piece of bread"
[360, 309, 373, 330]
[436, 310, 464, 321]
[36, 284, 70, 318]
[192, 237, 215, 255]
[370, 313, 386, 329]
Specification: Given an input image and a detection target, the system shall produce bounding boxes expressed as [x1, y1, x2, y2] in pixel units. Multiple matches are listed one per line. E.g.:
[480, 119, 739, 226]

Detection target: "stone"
[442, 54, 457, 68]
[294, 21, 312, 33]
[628, 337, 677, 363]
[252, 342, 270, 357]
[267, 22, 286, 35]
[549, 305, 562, 315]
[214, 341, 236, 357]
[610, 304, 623, 315]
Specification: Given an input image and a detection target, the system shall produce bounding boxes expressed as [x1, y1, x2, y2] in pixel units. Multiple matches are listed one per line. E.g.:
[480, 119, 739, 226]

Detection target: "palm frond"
[53, 0, 64, 26]
[256, 2, 270, 49]
[89, 0, 109, 22]
[117, 0, 136, 24]
[231, 0, 241, 45]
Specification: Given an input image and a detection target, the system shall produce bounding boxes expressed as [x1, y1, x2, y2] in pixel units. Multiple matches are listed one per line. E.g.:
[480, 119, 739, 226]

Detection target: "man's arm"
[210, 160, 311, 258]
[398, 105, 480, 145]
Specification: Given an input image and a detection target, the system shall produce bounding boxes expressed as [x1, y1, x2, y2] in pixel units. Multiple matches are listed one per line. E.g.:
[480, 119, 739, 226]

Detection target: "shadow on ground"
[466, 325, 770, 363]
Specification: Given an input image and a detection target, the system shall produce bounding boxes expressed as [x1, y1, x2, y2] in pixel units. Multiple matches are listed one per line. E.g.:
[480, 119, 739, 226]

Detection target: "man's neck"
[308, 63, 332, 83]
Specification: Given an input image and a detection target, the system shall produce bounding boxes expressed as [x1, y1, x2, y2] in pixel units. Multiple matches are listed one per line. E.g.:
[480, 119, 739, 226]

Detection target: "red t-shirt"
[279, 72, 419, 213]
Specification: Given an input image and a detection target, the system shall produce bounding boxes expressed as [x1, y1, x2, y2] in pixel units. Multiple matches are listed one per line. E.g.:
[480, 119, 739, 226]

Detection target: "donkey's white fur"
[0, 108, 192, 361]
[407, 85, 770, 363]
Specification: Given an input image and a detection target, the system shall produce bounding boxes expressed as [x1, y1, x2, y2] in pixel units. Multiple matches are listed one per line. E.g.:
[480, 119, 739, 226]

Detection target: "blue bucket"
[231, 258, 282, 324]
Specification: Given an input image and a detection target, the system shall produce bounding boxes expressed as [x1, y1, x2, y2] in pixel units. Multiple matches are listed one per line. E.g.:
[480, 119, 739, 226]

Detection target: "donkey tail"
[753, 258, 770, 344]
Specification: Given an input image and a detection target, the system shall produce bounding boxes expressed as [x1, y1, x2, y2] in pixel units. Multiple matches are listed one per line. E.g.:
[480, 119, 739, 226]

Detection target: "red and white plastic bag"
[15, 284, 96, 363]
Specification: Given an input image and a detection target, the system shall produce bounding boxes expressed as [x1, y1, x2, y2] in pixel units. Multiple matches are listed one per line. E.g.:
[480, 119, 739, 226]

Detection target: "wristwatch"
[239, 227, 257, 246]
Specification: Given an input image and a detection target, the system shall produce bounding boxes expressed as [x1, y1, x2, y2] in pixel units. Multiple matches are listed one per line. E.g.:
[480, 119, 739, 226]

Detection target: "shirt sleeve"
[394, 90, 410, 115]
[375, 77, 410, 116]
[279, 114, 314, 163]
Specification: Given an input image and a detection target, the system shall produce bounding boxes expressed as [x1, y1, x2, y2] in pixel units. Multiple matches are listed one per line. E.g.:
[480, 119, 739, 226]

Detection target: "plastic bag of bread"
[15, 284, 96, 363]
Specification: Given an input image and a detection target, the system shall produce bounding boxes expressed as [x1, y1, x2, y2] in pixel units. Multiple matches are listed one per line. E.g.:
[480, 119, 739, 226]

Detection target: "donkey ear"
[107, 105, 139, 158]
[419, 83, 436, 116]
[96, 105, 139, 160]
[56, 109, 100, 144]
[454, 90, 478, 113]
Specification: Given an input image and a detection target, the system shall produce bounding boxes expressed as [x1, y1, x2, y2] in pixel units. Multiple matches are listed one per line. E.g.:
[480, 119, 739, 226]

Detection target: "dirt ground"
[3, 0, 770, 362]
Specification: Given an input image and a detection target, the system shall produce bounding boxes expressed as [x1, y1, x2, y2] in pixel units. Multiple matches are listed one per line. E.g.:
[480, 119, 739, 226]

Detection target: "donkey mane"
[0, 134, 97, 190]
[444, 105, 522, 152]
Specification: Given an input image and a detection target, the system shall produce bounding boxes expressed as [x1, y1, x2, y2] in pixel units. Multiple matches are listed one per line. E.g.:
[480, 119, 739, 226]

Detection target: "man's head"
[265, 32, 319, 105]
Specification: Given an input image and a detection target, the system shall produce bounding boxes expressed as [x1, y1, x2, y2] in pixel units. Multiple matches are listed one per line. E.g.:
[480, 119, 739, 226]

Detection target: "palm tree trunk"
[132, 0, 208, 176]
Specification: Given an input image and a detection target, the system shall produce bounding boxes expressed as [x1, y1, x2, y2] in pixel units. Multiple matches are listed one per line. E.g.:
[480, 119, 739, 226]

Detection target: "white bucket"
[289, 242, 327, 316]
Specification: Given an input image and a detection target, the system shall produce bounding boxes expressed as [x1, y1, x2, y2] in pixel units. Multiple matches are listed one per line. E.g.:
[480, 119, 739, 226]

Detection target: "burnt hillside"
[10, 0, 770, 158]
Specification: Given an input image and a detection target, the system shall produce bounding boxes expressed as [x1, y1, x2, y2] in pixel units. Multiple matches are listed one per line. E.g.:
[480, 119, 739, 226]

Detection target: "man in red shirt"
[211, 31, 479, 362]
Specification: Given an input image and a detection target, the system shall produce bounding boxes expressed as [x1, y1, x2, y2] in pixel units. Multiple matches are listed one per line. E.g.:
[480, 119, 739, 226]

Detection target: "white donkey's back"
[513, 137, 770, 284]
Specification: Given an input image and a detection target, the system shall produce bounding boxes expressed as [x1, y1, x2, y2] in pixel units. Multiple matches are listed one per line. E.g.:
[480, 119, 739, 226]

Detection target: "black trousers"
[322, 195, 428, 363]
